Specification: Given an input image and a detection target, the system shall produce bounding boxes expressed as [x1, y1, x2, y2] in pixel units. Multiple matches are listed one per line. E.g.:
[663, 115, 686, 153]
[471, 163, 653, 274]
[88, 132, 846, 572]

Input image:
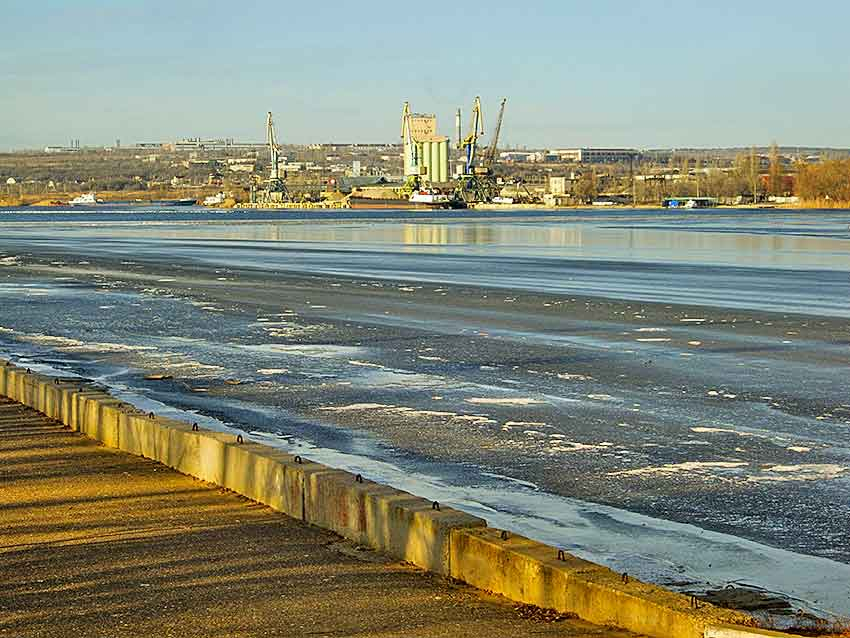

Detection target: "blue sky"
[1, 0, 848, 150]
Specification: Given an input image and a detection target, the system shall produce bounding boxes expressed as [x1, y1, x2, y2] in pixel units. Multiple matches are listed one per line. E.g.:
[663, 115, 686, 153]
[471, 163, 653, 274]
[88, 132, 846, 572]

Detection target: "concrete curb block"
[704, 625, 808, 638]
[305, 469, 486, 575]
[0, 360, 806, 638]
[451, 528, 752, 638]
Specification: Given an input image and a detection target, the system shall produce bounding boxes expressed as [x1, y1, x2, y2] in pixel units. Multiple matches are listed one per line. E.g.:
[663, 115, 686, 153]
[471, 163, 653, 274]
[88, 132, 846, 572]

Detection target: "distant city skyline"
[2, 0, 850, 151]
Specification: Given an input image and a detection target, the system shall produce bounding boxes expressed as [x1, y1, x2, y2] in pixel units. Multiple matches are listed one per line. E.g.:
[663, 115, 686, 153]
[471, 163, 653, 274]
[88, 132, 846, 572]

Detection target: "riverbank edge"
[0, 359, 809, 638]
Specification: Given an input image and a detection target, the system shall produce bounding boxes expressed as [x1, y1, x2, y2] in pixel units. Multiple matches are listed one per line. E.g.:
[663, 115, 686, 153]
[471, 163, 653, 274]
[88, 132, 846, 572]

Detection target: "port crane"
[401, 102, 419, 175]
[400, 102, 422, 194]
[459, 96, 485, 176]
[262, 111, 288, 202]
[454, 97, 506, 203]
[482, 98, 506, 171]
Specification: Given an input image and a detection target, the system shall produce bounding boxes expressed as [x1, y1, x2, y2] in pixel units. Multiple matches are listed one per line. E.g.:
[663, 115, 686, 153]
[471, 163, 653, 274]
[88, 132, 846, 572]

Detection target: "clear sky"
[2, 0, 848, 150]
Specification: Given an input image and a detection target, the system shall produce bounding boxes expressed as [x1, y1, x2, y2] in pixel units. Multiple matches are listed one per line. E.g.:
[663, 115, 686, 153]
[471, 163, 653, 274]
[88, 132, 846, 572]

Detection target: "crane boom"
[483, 98, 506, 169]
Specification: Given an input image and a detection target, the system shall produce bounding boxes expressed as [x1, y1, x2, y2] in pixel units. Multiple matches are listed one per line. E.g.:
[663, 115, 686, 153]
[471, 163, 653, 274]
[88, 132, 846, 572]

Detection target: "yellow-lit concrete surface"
[704, 626, 819, 638]
[450, 528, 751, 638]
[0, 396, 640, 638]
[0, 362, 809, 638]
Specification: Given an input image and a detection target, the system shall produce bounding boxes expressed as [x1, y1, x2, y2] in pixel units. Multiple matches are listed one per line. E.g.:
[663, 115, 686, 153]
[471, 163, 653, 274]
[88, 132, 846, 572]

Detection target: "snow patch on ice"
[587, 393, 618, 401]
[319, 403, 497, 425]
[349, 359, 384, 368]
[320, 403, 394, 412]
[557, 372, 593, 381]
[245, 344, 363, 359]
[550, 440, 614, 452]
[750, 464, 847, 482]
[691, 426, 754, 437]
[12, 332, 157, 354]
[610, 461, 748, 477]
[466, 397, 546, 406]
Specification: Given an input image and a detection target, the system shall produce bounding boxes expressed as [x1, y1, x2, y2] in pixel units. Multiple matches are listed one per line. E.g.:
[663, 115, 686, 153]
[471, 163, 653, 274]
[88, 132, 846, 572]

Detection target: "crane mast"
[255, 110, 288, 203]
[267, 111, 280, 182]
[458, 96, 484, 175]
[401, 101, 419, 176]
[453, 96, 507, 204]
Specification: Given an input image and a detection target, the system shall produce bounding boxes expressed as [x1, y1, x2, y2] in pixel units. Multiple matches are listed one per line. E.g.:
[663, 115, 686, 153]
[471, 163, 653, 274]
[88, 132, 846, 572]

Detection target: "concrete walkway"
[0, 397, 639, 638]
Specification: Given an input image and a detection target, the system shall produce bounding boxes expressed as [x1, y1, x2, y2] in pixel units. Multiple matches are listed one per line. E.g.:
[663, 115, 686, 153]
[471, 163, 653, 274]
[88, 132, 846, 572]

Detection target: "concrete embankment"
[0, 360, 809, 638]
[2, 397, 641, 638]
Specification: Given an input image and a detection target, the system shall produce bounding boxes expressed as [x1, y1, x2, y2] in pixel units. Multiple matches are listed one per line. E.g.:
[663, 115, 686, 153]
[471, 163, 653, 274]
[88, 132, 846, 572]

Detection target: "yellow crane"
[458, 96, 485, 175]
[455, 96, 506, 203]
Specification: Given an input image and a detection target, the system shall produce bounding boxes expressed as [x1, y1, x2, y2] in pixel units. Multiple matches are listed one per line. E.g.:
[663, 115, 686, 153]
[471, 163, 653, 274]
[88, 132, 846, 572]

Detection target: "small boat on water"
[203, 192, 227, 207]
[409, 189, 452, 207]
[165, 198, 197, 207]
[67, 193, 196, 208]
[68, 193, 101, 206]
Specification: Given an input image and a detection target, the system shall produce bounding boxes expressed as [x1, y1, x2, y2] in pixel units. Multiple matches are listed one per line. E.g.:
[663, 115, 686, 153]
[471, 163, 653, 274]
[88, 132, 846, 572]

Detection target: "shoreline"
[4, 191, 850, 212]
[3, 361, 841, 637]
[0, 212, 848, 625]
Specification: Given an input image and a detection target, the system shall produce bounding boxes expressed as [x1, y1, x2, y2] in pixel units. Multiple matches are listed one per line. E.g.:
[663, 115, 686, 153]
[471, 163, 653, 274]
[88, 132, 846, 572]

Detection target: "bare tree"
[768, 142, 782, 196]
[573, 169, 598, 203]
[749, 147, 759, 202]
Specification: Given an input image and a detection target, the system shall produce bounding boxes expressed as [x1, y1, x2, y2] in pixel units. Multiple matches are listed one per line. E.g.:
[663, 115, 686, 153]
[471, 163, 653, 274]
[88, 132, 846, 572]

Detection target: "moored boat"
[348, 188, 466, 210]
[169, 198, 197, 206]
[68, 193, 101, 206]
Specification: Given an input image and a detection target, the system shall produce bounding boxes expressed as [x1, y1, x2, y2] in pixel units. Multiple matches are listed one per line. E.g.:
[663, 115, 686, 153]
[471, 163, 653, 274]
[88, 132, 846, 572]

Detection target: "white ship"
[409, 189, 451, 207]
[202, 192, 226, 206]
[68, 193, 101, 206]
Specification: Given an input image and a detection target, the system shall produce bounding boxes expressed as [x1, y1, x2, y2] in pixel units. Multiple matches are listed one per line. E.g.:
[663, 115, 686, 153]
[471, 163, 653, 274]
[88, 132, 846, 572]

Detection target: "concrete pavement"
[0, 396, 639, 638]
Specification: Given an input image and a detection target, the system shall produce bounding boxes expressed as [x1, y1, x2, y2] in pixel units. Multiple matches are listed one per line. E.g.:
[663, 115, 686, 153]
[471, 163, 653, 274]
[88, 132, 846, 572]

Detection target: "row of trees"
[796, 159, 850, 202]
[648, 146, 787, 201]
[559, 144, 806, 203]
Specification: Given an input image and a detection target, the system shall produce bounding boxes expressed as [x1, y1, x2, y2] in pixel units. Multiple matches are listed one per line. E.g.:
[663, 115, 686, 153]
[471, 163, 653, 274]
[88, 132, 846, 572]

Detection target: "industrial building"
[554, 148, 641, 164]
[549, 176, 568, 196]
[172, 138, 268, 152]
[499, 151, 540, 162]
[401, 105, 449, 184]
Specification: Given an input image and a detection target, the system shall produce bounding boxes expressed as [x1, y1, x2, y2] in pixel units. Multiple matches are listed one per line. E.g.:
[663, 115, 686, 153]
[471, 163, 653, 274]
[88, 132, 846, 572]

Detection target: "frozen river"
[1, 206, 849, 620]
